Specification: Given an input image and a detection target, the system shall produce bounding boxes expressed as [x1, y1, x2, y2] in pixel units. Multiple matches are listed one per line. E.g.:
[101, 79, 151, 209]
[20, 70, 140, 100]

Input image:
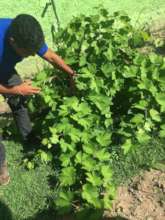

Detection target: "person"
[0, 14, 76, 185]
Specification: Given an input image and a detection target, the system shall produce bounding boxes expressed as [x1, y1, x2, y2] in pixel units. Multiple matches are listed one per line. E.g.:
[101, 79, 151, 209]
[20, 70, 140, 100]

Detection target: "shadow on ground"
[0, 200, 13, 220]
[0, 199, 128, 220]
[24, 208, 128, 220]
[24, 209, 56, 220]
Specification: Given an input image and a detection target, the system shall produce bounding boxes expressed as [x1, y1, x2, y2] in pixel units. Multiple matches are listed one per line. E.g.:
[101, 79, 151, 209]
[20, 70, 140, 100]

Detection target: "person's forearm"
[43, 49, 76, 76]
[0, 84, 17, 95]
[49, 52, 75, 76]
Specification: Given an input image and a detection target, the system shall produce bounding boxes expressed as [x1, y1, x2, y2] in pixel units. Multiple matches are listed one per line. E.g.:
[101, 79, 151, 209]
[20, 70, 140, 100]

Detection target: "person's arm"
[42, 48, 76, 77]
[0, 81, 40, 96]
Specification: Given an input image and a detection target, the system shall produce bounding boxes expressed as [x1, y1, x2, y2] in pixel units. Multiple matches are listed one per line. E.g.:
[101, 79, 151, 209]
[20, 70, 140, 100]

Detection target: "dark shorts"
[0, 68, 32, 140]
[0, 69, 22, 87]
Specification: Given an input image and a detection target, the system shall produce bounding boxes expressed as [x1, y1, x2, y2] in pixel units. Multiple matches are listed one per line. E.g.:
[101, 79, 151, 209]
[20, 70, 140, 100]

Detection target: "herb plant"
[28, 8, 165, 215]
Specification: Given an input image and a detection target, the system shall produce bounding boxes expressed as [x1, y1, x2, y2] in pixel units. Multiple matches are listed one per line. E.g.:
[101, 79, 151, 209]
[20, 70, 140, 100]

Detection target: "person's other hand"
[13, 80, 41, 95]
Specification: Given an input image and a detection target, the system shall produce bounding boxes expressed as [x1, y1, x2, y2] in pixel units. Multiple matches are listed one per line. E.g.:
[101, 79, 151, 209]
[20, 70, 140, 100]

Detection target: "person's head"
[8, 14, 45, 57]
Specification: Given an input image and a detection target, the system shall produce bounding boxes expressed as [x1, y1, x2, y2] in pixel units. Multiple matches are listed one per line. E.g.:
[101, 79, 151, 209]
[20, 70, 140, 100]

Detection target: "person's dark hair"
[9, 14, 45, 52]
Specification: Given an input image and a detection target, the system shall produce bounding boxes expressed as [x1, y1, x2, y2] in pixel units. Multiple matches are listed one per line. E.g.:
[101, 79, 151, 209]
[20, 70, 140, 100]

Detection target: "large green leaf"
[103, 185, 116, 209]
[104, 46, 114, 61]
[69, 127, 81, 143]
[60, 139, 75, 152]
[121, 138, 132, 154]
[149, 53, 163, 65]
[88, 94, 111, 115]
[131, 114, 144, 125]
[82, 184, 102, 208]
[55, 191, 74, 211]
[123, 65, 138, 78]
[136, 128, 151, 144]
[94, 148, 110, 161]
[86, 172, 102, 186]
[133, 100, 148, 110]
[80, 132, 92, 144]
[149, 109, 161, 122]
[96, 132, 112, 147]
[59, 167, 76, 186]
[101, 63, 115, 78]
[156, 93, 165, 109]
[82, 154, 97, 171]
[159, 124, 165, 138]
[71, 114, 91, 129]
[60, 153, 71, 167]
[101, 165, 113, 183]
[83, 144, 94, 155]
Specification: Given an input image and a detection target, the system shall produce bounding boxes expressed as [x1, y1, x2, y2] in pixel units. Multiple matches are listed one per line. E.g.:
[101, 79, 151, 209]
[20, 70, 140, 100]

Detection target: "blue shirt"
[0, 18, 48, 79]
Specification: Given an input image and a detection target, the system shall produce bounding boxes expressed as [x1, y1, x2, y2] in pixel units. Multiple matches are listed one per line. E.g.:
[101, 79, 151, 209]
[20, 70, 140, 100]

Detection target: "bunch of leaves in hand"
[28, 8, 165, 215]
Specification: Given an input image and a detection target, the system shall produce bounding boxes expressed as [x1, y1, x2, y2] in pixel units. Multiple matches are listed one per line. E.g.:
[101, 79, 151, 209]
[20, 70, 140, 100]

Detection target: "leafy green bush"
[28, 8, 165, 214]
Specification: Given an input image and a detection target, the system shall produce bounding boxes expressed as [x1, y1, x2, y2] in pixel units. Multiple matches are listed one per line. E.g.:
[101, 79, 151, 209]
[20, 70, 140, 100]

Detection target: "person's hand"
[12, 80, 41, 96]
[69, 70, 77, 78]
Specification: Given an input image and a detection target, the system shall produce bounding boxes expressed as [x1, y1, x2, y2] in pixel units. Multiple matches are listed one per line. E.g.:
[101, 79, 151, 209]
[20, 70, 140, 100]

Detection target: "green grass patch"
[110, 138, 165, 186]
[0, 140, 55, 220]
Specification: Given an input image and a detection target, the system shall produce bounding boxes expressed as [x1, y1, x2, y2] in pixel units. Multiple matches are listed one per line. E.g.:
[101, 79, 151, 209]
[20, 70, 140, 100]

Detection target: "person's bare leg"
[0, 137, 10, 186]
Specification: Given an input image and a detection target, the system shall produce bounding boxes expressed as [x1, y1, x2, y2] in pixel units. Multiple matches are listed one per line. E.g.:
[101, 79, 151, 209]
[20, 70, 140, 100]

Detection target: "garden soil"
[105, 169, 165, 220]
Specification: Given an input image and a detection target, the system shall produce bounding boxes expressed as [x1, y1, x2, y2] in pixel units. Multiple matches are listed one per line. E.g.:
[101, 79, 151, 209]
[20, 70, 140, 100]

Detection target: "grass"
[1, 0, 165, 36]
[55, 0, 165, 28]
[110, 138, 165, 186]
[0, 139, 56, 220]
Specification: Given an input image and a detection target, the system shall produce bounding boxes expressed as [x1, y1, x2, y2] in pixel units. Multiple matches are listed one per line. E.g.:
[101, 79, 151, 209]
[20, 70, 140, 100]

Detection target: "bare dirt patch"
[105, 169, 165, 220]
